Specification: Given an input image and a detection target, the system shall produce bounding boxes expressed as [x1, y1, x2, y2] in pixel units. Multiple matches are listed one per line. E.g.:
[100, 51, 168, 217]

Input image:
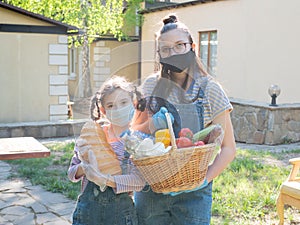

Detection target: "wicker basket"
[132, 113, 216, 193]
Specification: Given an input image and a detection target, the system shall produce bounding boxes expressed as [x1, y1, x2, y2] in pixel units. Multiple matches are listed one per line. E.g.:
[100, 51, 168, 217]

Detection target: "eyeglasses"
[158, 42, 192, 58]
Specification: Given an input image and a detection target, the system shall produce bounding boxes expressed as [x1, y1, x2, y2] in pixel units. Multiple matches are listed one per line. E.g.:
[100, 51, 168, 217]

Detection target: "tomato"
[176, 137, 194, 148]
[178, 128, 193, 140]
[194, 141, 205, 146]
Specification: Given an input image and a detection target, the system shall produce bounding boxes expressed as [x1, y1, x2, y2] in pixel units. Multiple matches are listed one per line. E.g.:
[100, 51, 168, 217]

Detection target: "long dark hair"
[140, 15, 207, 111]
[154, 14, 196, 102]
[135, 15, 211, 135]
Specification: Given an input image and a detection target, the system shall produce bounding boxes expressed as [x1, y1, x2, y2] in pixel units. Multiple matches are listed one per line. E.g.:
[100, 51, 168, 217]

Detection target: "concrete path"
[0, 160, 76, 225]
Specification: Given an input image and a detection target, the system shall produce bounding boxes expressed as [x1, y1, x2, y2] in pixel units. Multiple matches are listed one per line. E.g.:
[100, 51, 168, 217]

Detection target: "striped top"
[67, 125, 146, 194]
[141, 73, 233, 127]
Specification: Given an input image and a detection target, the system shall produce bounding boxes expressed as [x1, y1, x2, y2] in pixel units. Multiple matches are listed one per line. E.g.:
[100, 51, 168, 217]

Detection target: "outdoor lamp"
[268, 84, 281, 106]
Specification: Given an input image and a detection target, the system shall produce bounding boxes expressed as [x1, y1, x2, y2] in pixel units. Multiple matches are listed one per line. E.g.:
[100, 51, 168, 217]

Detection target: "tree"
[4, 0, 143, 97]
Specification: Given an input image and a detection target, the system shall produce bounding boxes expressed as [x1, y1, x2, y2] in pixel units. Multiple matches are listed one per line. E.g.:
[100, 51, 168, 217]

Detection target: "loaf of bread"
[78, 121, 122, 175]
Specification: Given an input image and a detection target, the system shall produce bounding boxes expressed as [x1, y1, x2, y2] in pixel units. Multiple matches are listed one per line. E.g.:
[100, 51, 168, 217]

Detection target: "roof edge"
[94, 34, 140, 42]
[140, 0, 221, 14]
[0, 1, 78, 32]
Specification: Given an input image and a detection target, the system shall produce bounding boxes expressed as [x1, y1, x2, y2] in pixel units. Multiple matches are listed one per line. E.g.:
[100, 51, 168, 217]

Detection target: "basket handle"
[165, 112, 177, 151]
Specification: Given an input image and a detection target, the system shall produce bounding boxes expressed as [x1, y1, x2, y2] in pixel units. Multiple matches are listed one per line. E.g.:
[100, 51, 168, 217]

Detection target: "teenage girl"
[134, 15, 236, 225]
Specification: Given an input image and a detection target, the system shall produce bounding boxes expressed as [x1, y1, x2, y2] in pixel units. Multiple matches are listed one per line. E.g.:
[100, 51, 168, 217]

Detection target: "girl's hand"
[76, 138, 90, 162]
[81, 150, 109, 192]
[81, 162, 108, 191]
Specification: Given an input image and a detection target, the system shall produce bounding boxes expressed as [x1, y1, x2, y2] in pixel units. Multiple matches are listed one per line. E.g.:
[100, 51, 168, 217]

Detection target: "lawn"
[7, 141, 300, 224]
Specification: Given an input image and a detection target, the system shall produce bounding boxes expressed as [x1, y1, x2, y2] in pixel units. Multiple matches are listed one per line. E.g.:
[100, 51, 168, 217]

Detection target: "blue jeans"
[134, 181, 213, 225]
[72, 182, 138, 225]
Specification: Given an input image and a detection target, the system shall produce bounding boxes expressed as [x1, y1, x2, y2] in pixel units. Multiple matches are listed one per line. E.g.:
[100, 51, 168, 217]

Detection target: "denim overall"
[72, 143, 138, 225]
[134, 83, 213, 225]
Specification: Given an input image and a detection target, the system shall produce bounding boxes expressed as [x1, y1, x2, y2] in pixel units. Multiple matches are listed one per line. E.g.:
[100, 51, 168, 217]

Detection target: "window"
[199, 31, 218, 75]
[69, 47, 77, 78]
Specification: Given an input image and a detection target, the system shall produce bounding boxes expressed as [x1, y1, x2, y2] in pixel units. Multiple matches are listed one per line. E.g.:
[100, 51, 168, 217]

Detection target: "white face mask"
[105, 104, 135, 127]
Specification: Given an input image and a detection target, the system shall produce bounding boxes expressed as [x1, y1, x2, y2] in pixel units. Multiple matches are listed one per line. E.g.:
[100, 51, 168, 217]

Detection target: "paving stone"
[1, 205, 32, 215]
[2, 214, 19, 222]
[0, 180, 13, 191]
[4, 187, 27, 193]
[36, 212, 62, 224]
[0, 215, 13, 224]
[16, 195, 38, 208]
[61, 214, 73, 223]
[0, 149, 75, 225]
[4, 180, 28, 193]
[0, 199, 11, 209]
[29, 201, 48, 213]
[13, 212, 35, 225]
[48, 201, 75, 216]
[0, 193, 23, 204]
[44, 219, 71, 225]
[29, 188, 71, 205]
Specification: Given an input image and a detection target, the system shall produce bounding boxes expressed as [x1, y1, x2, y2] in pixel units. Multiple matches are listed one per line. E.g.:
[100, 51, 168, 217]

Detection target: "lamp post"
[268, 84, 281, 106]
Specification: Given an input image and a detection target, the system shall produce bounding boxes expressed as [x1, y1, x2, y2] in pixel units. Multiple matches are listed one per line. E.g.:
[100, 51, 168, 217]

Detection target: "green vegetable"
[192, 125, 217, 143]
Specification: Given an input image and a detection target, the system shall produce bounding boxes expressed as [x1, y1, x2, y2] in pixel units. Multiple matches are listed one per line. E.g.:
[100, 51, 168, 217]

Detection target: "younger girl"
[68, 76, 146, 225]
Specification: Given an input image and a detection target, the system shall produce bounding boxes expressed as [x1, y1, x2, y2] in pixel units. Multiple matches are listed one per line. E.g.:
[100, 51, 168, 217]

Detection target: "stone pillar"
[48, 35, 69, 121]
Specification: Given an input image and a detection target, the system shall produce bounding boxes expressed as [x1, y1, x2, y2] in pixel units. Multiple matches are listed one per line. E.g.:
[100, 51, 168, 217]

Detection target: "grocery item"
[134, 138, 171, 159]
[178, 128, 193, 140]
[78, 121, 122, 175]
[176, 137, 194, 148]
[155, 129, 171, 148]
[192, 124, 218, 143]
[194, 141, 205, 146]
[131, 113, 216, 193]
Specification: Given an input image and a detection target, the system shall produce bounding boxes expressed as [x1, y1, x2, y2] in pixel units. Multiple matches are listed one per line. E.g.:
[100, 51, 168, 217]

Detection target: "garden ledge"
[0, 119, 89, 139]
[230, 98, 300, 145]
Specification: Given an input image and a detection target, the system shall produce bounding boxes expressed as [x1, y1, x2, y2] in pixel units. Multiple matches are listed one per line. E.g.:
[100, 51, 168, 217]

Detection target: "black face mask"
[160, 50, 195, 73]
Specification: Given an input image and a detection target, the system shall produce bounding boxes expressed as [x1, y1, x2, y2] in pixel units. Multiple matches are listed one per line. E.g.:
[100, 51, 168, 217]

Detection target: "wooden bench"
[0, 137, 50, 160]
[276, 157, 300, 225]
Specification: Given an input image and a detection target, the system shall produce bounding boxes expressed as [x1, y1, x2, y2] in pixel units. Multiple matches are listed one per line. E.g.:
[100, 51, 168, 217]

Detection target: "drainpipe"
[137, 12, 142, 85]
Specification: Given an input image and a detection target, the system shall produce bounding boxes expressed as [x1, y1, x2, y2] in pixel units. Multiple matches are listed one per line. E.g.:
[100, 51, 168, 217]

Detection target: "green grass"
[6, 142, 300, 224]
[211, 148, 300, 224]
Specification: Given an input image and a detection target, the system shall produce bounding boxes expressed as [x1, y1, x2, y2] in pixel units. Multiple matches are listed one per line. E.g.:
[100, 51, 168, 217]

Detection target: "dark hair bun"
[163, 15, 177, 25]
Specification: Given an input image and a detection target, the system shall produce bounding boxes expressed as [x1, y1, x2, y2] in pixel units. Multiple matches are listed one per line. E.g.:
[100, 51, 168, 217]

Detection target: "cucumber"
[192, 125, 217, 143]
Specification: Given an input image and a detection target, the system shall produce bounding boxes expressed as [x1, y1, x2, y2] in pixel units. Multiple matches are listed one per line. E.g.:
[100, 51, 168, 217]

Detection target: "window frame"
[69, 46, 77, 79]
[198, 30, 218, 75]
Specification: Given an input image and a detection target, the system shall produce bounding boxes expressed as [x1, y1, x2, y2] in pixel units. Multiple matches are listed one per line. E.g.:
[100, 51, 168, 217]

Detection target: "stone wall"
[0, 119, 88, 139]
[1, 99, 300, 145]
[230, 98, 300, 145]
